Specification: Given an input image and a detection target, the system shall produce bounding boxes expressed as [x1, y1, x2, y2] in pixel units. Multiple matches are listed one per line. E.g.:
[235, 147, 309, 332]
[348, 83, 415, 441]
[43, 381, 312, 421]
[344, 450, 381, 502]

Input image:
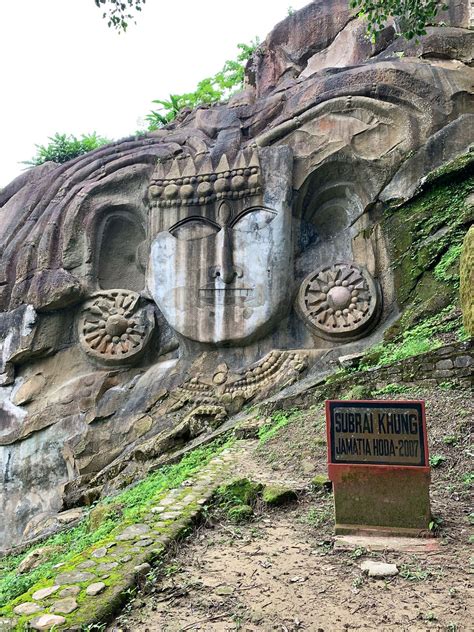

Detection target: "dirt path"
[109, 387, 473, 632]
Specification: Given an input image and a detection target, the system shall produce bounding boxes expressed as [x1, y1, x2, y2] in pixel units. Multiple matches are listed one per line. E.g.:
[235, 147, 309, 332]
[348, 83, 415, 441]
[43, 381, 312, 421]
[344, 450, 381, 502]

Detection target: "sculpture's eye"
[232, 208, 277, 233]
[170, 218, 219, 241]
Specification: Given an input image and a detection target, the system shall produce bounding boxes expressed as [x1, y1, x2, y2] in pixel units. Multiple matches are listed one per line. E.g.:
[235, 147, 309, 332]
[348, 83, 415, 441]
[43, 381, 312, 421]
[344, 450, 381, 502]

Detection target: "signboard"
[326, 399, 432, 536]
[327, 400, 428, 467]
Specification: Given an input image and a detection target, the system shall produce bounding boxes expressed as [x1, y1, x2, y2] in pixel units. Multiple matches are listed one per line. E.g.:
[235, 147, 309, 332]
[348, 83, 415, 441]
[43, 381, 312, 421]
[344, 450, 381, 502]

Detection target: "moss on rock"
[227, 504, 254, 523]
[342, 384, 374, 400]
[385, 160, 472, 314]
[460, 226, 474, 336]
[262, 485, 297, 506]
[216, 478, 263, 507]
[311, 475, 332, 492]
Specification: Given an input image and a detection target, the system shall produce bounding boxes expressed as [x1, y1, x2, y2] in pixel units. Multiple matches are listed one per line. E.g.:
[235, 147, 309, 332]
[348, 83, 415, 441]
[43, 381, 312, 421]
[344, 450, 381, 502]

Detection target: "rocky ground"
[108, 385, 473, 632]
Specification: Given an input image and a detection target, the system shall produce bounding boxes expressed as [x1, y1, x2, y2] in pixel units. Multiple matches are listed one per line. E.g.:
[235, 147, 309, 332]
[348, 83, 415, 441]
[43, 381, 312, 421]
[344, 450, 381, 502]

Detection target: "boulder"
[262, 484, 298, 506]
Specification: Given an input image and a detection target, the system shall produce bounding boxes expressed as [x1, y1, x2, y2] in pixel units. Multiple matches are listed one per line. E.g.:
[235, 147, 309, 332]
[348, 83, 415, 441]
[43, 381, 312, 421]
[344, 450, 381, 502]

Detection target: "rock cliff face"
[1, 0, 473, 551]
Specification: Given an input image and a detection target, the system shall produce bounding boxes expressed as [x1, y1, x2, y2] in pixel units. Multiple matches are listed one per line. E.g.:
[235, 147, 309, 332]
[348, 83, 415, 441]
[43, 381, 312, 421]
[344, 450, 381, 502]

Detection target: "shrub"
[26, 132, 111, 166]
[145, 40, 259, 130]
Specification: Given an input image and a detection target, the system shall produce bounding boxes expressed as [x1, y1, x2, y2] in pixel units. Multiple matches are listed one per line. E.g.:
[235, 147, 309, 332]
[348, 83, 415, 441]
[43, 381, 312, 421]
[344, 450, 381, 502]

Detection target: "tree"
[350, 0, 448, 40]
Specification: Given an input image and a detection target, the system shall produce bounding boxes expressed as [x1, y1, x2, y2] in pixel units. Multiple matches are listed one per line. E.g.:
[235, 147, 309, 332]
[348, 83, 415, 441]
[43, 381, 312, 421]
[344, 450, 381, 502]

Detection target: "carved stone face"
[147, 147, 293, 344]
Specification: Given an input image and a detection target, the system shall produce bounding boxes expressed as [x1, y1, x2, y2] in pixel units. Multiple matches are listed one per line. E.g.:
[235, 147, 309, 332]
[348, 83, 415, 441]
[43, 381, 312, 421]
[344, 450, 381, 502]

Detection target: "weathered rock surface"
[17, 545, 57, 573]
[29, 614, 66, 630]
[55, 571, 96, 585]
[31, 586, 60, 601]
[116, 524, 150, 541]
[1, 0, 473, 552]
[58, 585, 81, 598]
[13, 602, 43, 615]
[86, 581, 106, 596]
[361, 560, 399, 578]
[50, 597, 79, 614]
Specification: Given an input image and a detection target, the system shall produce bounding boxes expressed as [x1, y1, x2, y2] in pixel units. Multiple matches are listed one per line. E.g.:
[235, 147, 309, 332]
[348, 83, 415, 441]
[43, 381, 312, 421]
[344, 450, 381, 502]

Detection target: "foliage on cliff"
[333, 153, 474, 375]
[26, 133, 111, 167]
[24, 39, 257, 165]
[351, 0, 449, 40]
[95, 0, 449, 40]
[145, 40, 259, 130]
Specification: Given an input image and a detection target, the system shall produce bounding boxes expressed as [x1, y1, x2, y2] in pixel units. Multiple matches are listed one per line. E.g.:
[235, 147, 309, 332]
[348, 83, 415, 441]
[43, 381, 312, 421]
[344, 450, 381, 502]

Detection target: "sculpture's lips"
[199, 285, 254, 306]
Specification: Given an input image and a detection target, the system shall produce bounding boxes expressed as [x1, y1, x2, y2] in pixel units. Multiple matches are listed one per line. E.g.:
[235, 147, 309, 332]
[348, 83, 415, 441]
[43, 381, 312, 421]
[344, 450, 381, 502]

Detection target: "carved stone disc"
[297, 263, 380, 340]
[78, 290, 155, 365]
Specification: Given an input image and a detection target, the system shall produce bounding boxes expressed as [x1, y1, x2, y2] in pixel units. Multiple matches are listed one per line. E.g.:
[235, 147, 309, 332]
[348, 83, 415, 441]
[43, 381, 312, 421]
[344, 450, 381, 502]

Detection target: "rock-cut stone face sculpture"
[147, 147, 293, 344]
[0, 0, 472, 552]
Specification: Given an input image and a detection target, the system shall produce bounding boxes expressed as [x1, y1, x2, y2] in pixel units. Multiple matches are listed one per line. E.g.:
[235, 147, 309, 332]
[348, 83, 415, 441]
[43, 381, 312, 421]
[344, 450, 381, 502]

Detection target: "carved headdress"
[148, 148, 261, 208]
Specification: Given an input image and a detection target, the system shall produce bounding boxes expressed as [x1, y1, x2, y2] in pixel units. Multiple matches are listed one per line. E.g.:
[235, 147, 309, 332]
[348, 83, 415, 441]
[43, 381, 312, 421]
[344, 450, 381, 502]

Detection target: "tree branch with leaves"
[145, 41, 260, 130]
[94, 0, 146, 32]
[350, 0, 448, 40]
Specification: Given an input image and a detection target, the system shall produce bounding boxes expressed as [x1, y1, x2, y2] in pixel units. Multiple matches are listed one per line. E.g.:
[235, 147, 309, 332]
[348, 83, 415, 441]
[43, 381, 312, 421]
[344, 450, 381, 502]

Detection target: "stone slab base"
[334, 523, 434, 537]
[334, 533, 441, 553]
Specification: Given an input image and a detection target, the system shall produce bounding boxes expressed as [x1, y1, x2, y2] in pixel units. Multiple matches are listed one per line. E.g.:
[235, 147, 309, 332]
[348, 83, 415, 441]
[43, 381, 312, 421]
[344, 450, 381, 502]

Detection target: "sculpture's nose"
[210, 261, 243, 284]
[210, 236, 243, 282]
[209, 200, 243, 285]
[220, 225, 236, 283]
[210, 228, 243, 284]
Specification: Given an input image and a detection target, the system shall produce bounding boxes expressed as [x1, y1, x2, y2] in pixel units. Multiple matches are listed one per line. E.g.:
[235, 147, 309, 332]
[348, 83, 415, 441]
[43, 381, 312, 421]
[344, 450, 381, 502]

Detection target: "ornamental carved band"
[297, 263, 380, 341]
[148, 149, 261, 208]
[78, 290, 155, 365]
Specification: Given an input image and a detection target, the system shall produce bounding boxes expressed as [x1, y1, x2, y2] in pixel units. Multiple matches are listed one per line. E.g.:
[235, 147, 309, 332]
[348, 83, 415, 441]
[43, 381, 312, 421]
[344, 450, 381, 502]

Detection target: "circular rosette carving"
[78, 290, 155, 365]
[297, 263, 380, 341]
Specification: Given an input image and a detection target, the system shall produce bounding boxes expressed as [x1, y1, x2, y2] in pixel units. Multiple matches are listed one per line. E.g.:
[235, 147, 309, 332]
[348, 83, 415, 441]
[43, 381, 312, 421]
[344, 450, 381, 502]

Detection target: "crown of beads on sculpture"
[148, 148, 261, 208]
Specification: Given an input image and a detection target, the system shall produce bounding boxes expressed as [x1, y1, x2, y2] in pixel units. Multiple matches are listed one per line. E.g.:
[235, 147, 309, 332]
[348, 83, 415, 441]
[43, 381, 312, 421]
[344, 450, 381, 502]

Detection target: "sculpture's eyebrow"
[169, 216, 221, 233]
[229, 206, 276, 227]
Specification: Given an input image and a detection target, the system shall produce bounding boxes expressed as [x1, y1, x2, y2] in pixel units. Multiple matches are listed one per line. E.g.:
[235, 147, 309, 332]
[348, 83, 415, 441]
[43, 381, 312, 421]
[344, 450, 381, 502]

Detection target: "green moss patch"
[227, 504, 254, 523]
[311, 475, 332, 492]
[384, 156, 473, 335]
[262, 484, 297, 506]
[360, 305, 466, 371]
[216, 478, 263, 507]
[0, 440, 237, 631]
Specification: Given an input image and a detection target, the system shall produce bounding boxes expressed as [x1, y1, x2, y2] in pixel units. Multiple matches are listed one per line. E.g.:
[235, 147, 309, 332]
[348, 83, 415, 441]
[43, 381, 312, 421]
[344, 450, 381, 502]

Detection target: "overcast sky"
[0, 0, 309, 187]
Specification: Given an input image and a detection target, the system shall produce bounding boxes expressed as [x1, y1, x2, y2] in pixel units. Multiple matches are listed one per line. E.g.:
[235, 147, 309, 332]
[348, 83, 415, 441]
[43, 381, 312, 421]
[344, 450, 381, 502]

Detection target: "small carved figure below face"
[147, 148, 293, 344]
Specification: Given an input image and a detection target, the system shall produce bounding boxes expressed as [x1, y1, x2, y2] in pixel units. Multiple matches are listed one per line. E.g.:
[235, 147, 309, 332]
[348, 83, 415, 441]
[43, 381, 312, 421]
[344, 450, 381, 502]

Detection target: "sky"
[0, 0, 309, 187]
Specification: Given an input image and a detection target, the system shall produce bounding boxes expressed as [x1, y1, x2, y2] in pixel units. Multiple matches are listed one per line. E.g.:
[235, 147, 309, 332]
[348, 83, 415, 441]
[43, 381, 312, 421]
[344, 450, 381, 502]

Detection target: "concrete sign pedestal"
[326, 400, 432, 537]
